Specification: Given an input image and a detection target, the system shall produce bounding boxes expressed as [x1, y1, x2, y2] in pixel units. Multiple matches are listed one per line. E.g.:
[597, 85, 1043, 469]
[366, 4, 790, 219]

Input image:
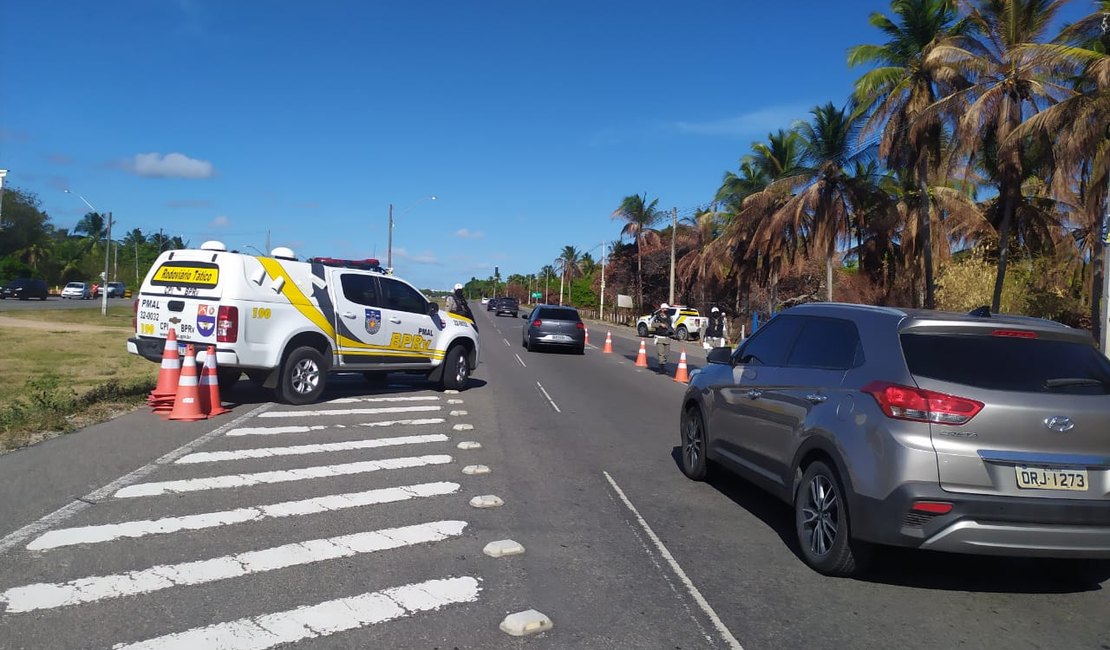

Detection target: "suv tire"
[676, 325, 689, 341]
[795, 461, 866, 577]
[637, 323, 648, 337]
[680, 405, 712, 481]
[281, 346, 326, 405]
[441, 345, 470, 391]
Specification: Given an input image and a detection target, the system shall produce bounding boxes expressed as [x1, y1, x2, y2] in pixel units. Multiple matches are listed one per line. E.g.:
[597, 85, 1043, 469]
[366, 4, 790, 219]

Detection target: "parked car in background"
[636, 305, 706, 340]
[99, 281, 126, 298]
[61, 281, 92, 299]
[521, 305, 585, 354]
[0, 278, 49, 300]
[487, 297, 499, 311]
[679, 303, 1110, 577]
[481, 297, 490, 305]
[495, 296, 519, 317]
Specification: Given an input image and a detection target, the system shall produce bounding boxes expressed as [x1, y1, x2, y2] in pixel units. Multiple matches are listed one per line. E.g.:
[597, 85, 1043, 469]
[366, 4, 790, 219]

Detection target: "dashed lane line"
[113, 455, 454, 498]
[26, 482, 461, 551]
[111, 576, 481, 650]
[1, 520, 468, 613]
[536, 382, 561, 413]
[175, 434, 450, 464]
[515, 354, 526, 367]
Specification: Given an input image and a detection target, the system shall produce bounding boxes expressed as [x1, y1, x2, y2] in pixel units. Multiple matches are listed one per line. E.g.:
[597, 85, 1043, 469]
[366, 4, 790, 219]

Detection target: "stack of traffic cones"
[635, 340, 648, 367]
[673, 348, 690, 384]
[603, 331, 613, 354]
[149, 328, 181, 415]
[168, 345, 208, 421]
[198, 345, 231, 417]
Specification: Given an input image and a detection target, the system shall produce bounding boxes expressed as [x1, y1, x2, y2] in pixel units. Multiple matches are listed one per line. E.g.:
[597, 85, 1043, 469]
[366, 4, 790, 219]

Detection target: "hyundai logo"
[1044, 416, 1074, 432]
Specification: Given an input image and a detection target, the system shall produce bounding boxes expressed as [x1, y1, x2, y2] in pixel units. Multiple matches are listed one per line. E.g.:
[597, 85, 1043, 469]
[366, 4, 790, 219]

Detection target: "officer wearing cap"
[650, 302, 675, 374]
[446, 283, 476, 330]
[705, 306, 727, 349]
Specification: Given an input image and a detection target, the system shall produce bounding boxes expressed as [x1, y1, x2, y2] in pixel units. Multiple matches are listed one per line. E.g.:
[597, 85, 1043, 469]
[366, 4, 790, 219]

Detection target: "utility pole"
[101, 212, 113, 316]
[600, 241, 607, 320]
[387, 203, 394, 270]
[669, 207, 677, 304]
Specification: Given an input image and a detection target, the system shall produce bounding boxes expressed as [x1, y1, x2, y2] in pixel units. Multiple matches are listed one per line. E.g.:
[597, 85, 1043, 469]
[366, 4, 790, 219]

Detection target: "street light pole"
[64, 189, 111, 316]
[669, 207, 677, 305]
[600, 240, 607, 320]
[386, 195, 436, 272]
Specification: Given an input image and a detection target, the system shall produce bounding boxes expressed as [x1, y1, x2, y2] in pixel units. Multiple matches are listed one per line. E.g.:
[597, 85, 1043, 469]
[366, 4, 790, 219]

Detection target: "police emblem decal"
[365, 308, 381, 335]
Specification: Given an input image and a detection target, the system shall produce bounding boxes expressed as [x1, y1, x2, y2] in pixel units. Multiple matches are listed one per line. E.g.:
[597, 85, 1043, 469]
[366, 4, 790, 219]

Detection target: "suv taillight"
[576, 322, 585, 330]
[862, 381, 983, 425]
[217, 306, 239, 342]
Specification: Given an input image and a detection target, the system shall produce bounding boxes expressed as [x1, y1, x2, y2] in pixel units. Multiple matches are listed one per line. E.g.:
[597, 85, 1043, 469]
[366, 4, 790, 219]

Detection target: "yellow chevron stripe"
[257, 258, 335, 338]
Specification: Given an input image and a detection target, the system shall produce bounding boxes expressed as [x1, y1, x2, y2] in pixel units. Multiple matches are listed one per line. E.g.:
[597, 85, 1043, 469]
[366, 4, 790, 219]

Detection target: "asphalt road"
[0, 308, 1107, 649]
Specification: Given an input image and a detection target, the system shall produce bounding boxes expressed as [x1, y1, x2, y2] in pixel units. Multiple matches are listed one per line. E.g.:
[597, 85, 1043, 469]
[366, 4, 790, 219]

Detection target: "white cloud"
[210, 215, 230, 228]
[454, 228, 483, 239]
[128, 152, 215, 179]
[675, 104, 811, 137]
[393, 248, 439, 265]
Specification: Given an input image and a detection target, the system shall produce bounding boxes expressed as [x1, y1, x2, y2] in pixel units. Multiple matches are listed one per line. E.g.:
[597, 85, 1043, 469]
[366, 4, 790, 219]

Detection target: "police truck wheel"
[281, 347, 326, 405]
[441, 345, 470, 391]
[676, 325, 689, 341]
[637, 323, 648, 337]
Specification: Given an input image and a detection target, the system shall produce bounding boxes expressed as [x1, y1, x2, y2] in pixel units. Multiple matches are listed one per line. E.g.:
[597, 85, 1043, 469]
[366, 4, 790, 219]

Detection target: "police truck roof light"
[200, 240, 227, 252]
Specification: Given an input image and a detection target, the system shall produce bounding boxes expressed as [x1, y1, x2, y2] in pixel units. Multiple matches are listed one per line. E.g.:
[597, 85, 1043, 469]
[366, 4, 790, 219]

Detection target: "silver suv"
[679, 303, 1110, 576]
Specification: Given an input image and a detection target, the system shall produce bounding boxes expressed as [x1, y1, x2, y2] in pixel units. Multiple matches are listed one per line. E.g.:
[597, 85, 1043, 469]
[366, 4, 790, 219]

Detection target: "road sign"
[531, 291, 542, 299]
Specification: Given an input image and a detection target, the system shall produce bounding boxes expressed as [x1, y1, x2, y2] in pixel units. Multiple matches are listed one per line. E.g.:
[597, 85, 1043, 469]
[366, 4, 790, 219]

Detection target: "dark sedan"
[521, 305, 585, 354]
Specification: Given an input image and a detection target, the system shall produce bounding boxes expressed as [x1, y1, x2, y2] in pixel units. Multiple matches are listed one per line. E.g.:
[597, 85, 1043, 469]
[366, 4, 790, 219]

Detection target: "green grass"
[0, 307, 158, 452]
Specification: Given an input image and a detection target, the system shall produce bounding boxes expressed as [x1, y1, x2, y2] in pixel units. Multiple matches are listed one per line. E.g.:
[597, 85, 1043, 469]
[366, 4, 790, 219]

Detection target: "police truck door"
[330, 271, 393, 366]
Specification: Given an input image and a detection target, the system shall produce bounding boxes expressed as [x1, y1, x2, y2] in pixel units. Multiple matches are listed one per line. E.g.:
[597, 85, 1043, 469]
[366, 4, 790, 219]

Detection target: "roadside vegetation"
[0, 306, 156, 452]
[467, 0, 1110, 342]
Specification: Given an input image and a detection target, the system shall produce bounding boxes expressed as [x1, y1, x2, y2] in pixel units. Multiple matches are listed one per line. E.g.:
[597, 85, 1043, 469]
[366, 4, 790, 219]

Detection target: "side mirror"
[521, 313, 529, 319]
[427, 302, 440, 316]
[706, 347, 733, 365]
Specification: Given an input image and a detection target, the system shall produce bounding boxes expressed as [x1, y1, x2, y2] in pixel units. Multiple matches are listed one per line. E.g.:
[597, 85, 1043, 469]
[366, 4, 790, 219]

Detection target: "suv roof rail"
[309, 257, 386, 273]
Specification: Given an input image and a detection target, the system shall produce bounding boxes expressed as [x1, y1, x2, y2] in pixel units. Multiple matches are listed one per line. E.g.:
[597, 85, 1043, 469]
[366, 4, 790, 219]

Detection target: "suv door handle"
[746, 389, 763, 399]
[389, 317, 402, 324]
[805, 394, 828, 404]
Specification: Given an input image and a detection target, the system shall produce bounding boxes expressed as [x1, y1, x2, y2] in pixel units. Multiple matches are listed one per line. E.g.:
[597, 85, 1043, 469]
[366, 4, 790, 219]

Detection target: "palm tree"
[755, 103, 882, 302]
[557, 245, 582, 305]
[929, 0, 1081, 312]
[612, 194, 664, 310]
[849, 0, 966, 308]
[539, 264, 556, 303]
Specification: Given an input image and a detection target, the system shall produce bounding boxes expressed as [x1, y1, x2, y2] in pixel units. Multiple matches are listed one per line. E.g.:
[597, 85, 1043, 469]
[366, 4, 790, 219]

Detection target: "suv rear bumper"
[855, 483, 1110, 558]
[128, 336, 241, 368]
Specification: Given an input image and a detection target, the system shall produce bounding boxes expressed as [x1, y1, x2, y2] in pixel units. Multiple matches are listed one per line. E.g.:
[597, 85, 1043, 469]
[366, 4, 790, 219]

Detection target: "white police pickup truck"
[635, 306, 707, 341]
[128, 241, 480, 404]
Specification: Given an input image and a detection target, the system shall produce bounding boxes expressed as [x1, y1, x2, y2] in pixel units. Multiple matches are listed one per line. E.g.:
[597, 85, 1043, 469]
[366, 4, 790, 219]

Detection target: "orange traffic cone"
[199, 345, 231, 417]
[168, 345, 208, 421]
[603, 331, 613, 354]
[149, 328, 181, 413]
[635, 340, 649, 367]
[673, 348, 690, 384]
[584, 327, 590, 347]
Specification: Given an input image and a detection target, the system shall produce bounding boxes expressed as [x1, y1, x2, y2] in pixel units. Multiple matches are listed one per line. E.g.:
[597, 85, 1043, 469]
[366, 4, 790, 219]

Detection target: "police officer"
[705, 306, 727, 349]
[446, 283, 476, 325]
[650, 302, 674, 374]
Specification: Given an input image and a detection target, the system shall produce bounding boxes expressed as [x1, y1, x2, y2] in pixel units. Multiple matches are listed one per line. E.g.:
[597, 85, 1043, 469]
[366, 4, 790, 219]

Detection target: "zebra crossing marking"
[176, 434, 449, 464]
[113, 455, 453, 498]
[259, 405, 441, 418]
[1, 521, 468, 613]
[26, 482, 461, 551]
[225, 418, 446, 437]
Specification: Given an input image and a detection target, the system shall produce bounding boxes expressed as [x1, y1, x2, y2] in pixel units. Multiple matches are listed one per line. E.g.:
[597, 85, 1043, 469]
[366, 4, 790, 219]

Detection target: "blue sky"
[1, 1, 1091, 290]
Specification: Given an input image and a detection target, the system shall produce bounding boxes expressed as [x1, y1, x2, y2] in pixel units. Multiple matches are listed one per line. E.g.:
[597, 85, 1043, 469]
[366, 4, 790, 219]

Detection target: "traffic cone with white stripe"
[168, 345, 207, 421]
[635, 339, 649, 367]
[199, 345, 231, 417]
[149, 328, 180, 413]
[603, 331, 613, 354]
[673, 348, 690, 384]
[584, 327, 590, 347]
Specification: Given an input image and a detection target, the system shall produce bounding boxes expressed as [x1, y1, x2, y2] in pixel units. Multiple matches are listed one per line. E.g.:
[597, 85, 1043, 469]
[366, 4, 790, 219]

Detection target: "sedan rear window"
[535, 307, 579, 321]
[900, 333, 1110, 394]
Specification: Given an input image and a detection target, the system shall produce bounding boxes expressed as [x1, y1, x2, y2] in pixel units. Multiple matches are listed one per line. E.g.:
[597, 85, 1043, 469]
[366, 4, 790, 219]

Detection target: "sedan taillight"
[217, 306, 239, 342]
[575, 322, 585, 330]
[862, 381, 983, 425]
[532, 319, 542, 327]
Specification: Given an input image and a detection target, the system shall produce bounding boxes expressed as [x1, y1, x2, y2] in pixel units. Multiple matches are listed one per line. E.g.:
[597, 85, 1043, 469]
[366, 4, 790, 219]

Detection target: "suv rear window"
[901, 332, 1110, 394]
[536, 307, 579, 320]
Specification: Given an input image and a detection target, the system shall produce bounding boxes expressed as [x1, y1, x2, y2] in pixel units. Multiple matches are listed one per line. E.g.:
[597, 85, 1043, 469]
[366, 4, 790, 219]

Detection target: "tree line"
[478, 0, 1110, 341]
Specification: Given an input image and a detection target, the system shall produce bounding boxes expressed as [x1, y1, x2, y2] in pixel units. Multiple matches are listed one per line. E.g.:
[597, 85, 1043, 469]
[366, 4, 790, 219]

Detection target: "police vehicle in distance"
[128, 241, 480, 404]
[636, 305, 707, 341]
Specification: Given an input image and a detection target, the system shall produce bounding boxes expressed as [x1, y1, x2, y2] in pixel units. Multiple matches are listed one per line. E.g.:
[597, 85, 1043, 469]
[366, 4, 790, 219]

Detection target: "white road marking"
[113, 455, 453, 498]
[483, 539, 525, 557]
[1, 521, 468, 613]
[112, 576, 481, 650]
[226, 418, 446, 437]
[0, 404, 272, 557]
[536, 382, 561, 413]
[603, 471, 743, 650]
[456, 441, 482, 450]
[449, 410, 468, 416]
[447, 399, 464, 404]
[469, 495, 503, 508]
[259, 405, 441, 418]
[321, 395, 440, 404]
[503, 338, 510, 346]
[175, 434, 449, 464]
[461, 465, 490, 475]
[27, 482, 460, 551]
[515, 353, 526, 367]
[500, 609, 554, 637]
[452, 423, 474, 431]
